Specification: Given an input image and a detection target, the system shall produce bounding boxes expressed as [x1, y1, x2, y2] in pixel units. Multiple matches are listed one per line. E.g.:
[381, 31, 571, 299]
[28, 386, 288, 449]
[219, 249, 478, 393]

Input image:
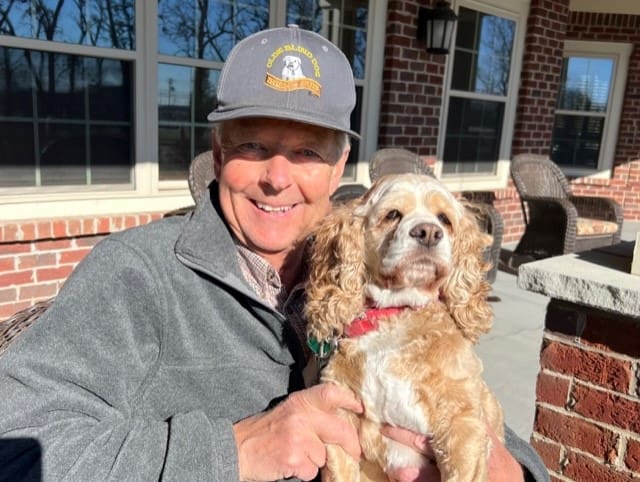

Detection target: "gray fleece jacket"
[0, 184, 549, 482]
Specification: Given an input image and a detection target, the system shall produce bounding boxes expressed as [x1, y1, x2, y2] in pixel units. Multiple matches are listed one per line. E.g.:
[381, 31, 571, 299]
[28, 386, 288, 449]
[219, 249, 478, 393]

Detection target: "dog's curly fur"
[305, 174, 504, 482]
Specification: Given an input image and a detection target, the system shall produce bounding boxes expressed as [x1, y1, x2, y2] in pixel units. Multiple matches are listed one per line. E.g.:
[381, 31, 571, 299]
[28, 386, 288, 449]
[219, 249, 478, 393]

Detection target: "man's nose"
[262, 153, 294, 191]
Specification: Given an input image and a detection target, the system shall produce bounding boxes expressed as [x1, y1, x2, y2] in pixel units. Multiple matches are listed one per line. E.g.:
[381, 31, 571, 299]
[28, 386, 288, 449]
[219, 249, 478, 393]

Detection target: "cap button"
[287, 24, 299, 29]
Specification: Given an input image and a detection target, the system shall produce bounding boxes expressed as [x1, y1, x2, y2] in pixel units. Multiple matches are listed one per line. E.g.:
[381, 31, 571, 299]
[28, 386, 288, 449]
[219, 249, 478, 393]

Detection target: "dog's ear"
[441, 204, 493, 343]
[305, 202, 367, 341]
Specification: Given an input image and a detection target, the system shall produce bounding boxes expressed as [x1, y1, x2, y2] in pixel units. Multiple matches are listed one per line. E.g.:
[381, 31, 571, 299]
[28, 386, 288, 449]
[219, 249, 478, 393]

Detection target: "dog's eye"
[438, 213, 452, 226]
[385, 209, 402, 221]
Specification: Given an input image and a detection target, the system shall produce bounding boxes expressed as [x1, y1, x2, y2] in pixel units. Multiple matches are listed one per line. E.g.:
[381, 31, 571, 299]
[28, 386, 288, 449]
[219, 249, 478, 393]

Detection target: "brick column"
[378, 0, 446, 154]
[531, 299, 640, 481]
[511, 0, 569, 156]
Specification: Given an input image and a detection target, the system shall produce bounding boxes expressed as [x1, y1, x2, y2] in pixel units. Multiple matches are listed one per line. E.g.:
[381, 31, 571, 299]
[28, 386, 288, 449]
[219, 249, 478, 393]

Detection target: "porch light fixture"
[416, 1, 458, 55]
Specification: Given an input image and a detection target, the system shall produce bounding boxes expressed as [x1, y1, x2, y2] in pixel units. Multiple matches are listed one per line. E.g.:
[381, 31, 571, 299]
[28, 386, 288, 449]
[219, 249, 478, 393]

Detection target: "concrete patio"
[477, 220, 639, 442]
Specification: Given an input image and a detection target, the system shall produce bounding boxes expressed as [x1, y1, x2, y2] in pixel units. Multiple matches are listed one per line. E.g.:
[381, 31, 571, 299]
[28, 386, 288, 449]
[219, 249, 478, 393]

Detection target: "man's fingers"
[380, 425, 435, 458]
[305, 383, 364, 414]
[293, 384, 363, 460]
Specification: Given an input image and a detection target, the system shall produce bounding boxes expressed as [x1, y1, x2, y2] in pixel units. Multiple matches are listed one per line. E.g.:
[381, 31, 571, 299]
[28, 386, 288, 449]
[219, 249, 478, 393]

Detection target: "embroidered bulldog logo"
[265, 44, 322, 97]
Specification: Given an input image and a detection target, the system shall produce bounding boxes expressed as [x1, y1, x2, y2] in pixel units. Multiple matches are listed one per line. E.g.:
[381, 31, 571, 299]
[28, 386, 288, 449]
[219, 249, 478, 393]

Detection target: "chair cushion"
[576, 217, 619, 236]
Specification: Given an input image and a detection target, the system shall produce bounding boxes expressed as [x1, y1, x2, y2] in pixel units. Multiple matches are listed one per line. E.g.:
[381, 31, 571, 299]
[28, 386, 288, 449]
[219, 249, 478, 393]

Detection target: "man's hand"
[233, 383, 363, 481]
[381, 425, 525, 482]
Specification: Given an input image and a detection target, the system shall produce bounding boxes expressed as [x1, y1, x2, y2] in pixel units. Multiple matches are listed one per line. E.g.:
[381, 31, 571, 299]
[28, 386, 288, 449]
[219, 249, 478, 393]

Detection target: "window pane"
[0, 47, 133, 188]
[0, 122, 35, 187]
[451, 7, 514, 96]
[158, 0, 269, 61]
[158, 64, 219, 180]
[1, 0, 135, 49]
[442, 97, 504, 174]
[551, 114, 603, 169]
[557, 57, 613, 113]
[287, 0, 368, 79]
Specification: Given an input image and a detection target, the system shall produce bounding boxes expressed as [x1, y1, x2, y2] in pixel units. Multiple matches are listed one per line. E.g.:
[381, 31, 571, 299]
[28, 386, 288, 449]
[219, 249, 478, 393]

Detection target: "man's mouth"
[255, 201, 294, 213]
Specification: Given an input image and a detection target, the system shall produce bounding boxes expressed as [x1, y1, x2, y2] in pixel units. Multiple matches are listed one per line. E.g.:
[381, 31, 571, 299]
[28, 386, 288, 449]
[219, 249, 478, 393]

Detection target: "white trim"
[0, 194, 193, 222]
[557, 40, 633, 178]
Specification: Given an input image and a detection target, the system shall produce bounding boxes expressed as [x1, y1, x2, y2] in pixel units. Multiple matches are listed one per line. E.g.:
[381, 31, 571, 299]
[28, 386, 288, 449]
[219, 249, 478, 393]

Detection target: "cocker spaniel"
[305, 173, 504, 482]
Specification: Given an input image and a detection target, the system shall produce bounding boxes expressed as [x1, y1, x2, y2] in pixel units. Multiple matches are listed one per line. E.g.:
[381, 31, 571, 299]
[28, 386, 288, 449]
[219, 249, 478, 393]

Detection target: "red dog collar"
[345, 306, 407, 337]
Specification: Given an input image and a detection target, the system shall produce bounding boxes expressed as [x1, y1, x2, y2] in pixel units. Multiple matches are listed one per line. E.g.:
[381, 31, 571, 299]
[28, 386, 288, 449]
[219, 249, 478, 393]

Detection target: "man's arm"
[0, 239, 239, 481]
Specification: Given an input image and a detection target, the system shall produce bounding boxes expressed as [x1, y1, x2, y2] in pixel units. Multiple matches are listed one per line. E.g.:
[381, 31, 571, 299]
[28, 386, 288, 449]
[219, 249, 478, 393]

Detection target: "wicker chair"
[510, 154, 624, 263]
[0, 299, 53, 357]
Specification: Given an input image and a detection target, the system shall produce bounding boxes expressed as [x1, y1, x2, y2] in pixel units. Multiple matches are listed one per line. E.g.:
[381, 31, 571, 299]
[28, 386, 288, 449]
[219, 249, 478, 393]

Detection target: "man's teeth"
[256, 203, 292, 213]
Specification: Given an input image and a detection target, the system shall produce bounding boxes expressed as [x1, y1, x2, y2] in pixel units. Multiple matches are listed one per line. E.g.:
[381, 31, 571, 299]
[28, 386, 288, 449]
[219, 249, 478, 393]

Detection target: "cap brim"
[207, 107, 361, 140]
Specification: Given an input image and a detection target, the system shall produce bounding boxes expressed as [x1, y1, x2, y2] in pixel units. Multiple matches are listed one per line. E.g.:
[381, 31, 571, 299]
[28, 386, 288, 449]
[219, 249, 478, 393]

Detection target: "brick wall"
[531, 299, 640, 481]
[0, 213, 164, 319]
[380, 1, 640, 244]
[378, 0, 445, 154]
[511, 0, 569, 155]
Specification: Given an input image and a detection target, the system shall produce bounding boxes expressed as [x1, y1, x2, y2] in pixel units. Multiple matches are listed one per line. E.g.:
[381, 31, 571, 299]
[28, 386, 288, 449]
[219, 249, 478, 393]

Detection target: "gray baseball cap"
[207, 25, 360, 139]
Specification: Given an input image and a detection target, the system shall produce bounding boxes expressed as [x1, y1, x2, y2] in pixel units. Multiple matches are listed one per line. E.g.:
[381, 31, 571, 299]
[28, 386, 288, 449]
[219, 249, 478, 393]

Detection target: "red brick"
[35, 266, 74, 283]
[19, 283, 58, 300]
[67, 219, 82, 237]
[0, 257, 15, 272]
[36, 221, 53, 239]
[0, 243, 31, 255]
[571, 382, 640, 433]
[626, 438, 640, 472]
[530, 436, 562, 473]
[0, 301, 30, 320]
[534, 406, 618, 459]
[52, 220, 68, 238]
[76, 236, 104, 248]
[563, 449, 632, 482]
[540, 340, 632, 392]
[16, 253, 58, 270]
[0, 288, 17, 303]
[58, 249, 91, 265]
[536, 371, 570, 407]
[0, 270, 34, 287]
[36, 239, 72, 251]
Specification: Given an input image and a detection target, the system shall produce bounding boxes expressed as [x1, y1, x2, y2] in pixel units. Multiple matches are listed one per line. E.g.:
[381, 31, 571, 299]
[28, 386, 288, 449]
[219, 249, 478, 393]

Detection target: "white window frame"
[435, 0, 528, 192]
[555, 40, 632, 180]
[0, 0, 385, 221]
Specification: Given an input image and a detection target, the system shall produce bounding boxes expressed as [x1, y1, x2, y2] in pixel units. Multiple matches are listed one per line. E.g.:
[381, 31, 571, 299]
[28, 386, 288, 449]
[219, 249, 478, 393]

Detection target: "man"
[0, 26, 548, 481]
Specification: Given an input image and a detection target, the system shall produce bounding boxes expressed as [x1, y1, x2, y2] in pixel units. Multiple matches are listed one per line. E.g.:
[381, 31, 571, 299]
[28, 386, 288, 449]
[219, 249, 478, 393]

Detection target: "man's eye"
[238, 142, 266, 154]
[294, 149, 323, 162]
[438, 213, 451, 226]
[385, 209, 402, 221]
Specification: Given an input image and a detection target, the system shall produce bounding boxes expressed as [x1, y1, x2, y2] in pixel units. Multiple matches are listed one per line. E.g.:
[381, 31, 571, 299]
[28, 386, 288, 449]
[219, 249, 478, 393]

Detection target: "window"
[0, 1, 375, 206]
[440, 4, 519, 178]
[0, 2, 135, 188]
[551, 41, 632, 177]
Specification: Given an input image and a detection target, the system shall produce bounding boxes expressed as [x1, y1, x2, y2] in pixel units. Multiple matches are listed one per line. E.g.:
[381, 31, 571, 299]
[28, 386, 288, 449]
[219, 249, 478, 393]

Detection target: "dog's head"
[283, 55, 302, 72]
[306, 173, 493, 343]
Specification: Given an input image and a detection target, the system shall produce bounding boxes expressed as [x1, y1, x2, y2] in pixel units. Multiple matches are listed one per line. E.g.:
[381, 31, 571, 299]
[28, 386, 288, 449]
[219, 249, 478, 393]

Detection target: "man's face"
[213, 118, 349, 263]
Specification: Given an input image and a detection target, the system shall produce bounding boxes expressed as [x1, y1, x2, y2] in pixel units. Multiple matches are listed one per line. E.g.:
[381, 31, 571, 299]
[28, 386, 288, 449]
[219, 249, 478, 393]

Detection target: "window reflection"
[1, 0, 135, 49]
[451, 8, 514, 96]
[0, 47, 133, 187]
[158, 64, 218, 180]
[443, 97, 504, 174]
[287, 0, 367, 79]
[551, 56, 613, 168]
[158, 0, 269, 61]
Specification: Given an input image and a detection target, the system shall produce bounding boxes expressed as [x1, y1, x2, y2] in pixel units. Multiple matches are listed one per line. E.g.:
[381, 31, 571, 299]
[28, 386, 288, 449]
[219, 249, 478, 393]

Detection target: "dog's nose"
[409, 222, 443, 247]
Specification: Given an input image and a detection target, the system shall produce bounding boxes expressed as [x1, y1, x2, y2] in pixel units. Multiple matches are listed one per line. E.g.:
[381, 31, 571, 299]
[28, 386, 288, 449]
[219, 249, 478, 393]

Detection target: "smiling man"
[0, 26, 548, 482]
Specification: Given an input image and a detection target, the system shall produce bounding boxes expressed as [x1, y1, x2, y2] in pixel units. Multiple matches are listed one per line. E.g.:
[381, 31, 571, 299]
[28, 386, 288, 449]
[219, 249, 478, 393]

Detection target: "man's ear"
[329, 145, 350, 194]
